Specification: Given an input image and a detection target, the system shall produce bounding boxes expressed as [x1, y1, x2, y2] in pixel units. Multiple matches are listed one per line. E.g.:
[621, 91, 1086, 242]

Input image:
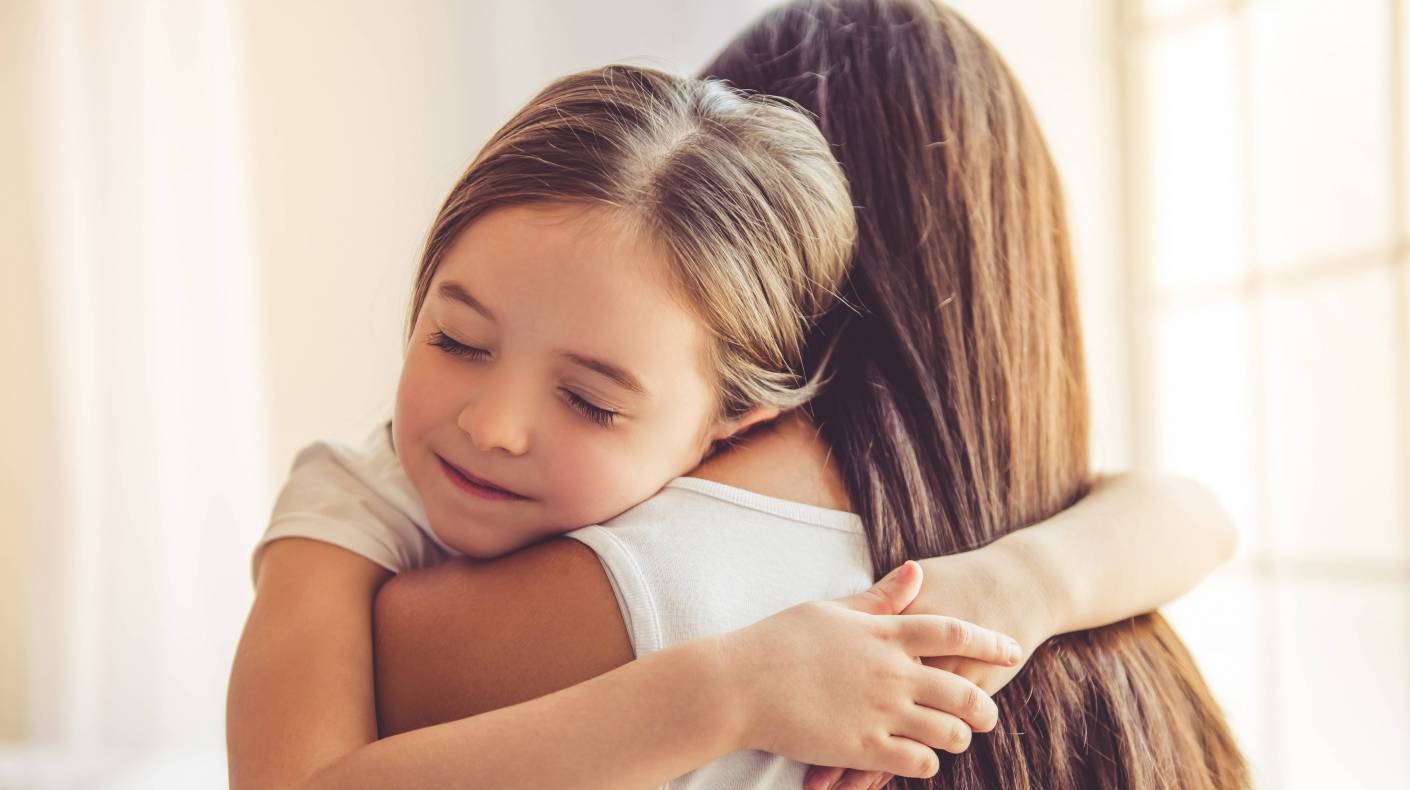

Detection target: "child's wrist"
[915, 542, 1056, 653]
[985, 533, 1066, 644]
[684, 634, 754, 754]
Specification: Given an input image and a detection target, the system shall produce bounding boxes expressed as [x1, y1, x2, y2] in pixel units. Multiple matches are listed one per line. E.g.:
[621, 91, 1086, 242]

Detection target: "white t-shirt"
[252, 421, 455, 581]
[254, 421, 876, 789]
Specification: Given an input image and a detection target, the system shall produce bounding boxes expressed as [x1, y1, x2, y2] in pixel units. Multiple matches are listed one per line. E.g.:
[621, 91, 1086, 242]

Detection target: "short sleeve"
[251, 430, 448, 583]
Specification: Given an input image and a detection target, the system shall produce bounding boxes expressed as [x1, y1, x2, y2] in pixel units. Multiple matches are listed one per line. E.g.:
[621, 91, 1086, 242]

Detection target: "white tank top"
[254, 421, 876, 788]
[566, 478, 874, 789]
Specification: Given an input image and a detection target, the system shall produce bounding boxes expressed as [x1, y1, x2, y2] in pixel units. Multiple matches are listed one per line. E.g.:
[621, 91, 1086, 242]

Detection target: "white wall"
[243, 0, 793, 478]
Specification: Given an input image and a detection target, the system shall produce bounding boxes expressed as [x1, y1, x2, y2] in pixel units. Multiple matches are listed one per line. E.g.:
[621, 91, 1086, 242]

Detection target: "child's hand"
[799, 548, 1057, 790]
[906, 548, 1054, 695]
[806, 550, 1060, 790]
[718, 560, 1021, 780]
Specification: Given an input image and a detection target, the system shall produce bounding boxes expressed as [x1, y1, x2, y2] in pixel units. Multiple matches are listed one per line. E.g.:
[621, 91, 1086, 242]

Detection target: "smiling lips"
[437, 456, 530, 502]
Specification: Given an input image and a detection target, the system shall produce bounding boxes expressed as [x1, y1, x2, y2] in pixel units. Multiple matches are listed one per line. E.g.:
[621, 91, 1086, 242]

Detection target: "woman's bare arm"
[372, 539, 634, 736]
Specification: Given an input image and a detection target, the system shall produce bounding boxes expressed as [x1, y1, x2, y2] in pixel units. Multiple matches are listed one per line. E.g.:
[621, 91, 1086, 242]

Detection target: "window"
[1124, 0, 1410, 786]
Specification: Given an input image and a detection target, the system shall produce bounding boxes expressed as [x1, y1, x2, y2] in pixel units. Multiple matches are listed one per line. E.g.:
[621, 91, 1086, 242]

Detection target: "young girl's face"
[394, 203, 744, 558]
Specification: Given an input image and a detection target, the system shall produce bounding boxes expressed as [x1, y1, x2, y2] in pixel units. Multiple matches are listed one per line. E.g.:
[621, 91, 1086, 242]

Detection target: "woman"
[700, 1, 1249, 786]
[368, 1, 1247, 788]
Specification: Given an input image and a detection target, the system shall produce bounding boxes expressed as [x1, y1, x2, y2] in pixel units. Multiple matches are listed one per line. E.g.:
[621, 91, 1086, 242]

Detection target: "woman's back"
[703, 0, 1249, 786]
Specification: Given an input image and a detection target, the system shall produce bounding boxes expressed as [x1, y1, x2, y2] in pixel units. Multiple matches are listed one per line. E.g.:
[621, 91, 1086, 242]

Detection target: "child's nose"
[456, 381, 531, 456]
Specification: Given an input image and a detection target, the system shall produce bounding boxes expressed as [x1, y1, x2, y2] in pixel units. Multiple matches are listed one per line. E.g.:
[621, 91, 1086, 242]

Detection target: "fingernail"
[885, 561, 911, 583]
[1007, 640, 1022, 664]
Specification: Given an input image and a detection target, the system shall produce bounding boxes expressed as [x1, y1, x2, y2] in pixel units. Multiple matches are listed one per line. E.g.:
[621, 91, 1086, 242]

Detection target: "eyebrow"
[563, 352, 647, 395]
[437, 281, 496, 322]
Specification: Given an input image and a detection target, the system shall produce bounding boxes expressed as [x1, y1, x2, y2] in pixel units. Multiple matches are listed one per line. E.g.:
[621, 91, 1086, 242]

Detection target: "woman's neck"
[688, 411, 853, 513]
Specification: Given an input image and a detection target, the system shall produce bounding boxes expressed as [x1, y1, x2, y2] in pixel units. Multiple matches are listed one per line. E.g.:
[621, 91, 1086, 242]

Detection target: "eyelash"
[563, 390, 617, 427]
[429, 331, 488, 360]
[428, 331, 618, 427]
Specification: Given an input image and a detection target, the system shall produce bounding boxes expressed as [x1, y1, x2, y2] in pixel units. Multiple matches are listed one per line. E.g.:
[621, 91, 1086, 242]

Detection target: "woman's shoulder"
[689, 411, 853, 513]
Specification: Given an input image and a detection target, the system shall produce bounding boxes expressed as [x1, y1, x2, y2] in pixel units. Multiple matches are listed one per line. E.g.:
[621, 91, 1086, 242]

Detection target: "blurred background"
[0, 0, 1405, 787]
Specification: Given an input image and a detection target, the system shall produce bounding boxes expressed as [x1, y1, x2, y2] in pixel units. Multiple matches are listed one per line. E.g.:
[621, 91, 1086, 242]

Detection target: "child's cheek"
[400, 348, 460, 422]
[538, 430, 645, 527]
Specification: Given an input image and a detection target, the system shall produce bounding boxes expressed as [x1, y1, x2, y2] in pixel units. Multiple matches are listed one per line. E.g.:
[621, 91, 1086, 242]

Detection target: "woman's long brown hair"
[703, 1, 1249, 787]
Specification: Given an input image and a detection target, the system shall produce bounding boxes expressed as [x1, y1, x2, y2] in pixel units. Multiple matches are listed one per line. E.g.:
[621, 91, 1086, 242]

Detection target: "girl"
[229, 63, 1030, 790]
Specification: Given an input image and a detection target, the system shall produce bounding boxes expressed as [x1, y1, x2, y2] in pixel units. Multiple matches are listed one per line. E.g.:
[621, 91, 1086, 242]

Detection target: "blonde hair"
[406, 64, 856, 417]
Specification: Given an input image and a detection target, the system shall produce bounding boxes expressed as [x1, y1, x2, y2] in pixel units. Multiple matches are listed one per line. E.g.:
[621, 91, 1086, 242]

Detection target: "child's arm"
[909, 472, 1236, 680]
[228, 539, 1020, 790]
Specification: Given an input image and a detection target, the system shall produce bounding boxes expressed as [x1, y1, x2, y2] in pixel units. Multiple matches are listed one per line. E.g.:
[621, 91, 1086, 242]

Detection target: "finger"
[829, 773, 885, 790]
[832, 769, 877, 790]
[892, 615, 1021, 665]
[925, 655, 1017, 696]
[910, 667, 998, 732]
[921, 654, 963, 676]
[835, 561, 923, 616]
[896, 704, 974, 755]
[869, 773, 895, 790]
[803, 765, 845, 790]
[873, 734, 940, 779]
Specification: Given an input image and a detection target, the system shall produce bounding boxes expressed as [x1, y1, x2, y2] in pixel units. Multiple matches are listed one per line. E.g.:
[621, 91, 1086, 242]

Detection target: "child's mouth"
[437, 456, 530, 502]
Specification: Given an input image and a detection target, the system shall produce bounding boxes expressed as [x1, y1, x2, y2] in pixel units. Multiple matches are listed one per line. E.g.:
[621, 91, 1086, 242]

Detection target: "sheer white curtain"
[1132, 0, 1410, 787]
[19, 0, 270, 783]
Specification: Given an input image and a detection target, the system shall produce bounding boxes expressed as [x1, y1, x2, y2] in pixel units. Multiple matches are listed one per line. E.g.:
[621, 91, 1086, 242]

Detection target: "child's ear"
[709, 404, 782, 442]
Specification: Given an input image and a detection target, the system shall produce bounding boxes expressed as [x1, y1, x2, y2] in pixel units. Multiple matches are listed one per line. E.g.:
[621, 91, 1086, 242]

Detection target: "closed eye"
[429, 330, 618, 426]
[428, 331, 489, 360]
[563, 389, 617, 427]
